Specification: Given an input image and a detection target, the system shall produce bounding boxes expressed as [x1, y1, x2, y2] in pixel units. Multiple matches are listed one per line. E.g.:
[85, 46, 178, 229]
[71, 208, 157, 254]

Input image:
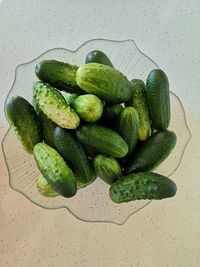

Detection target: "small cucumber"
[85, 50, 113, 67]
[124, 130, 177, 174]
[76, 123, 128, 158]
[35, 59, 83, 93]
[109, 172, 177, 203]
[127, 79, 151, 141]
[94, 155, 122, 185]
[76, 63, 132, 103]
[54, 126, 95, 184]
[37, 175, 59, 197]
[117, 107, 139, 157]
[34, 143, 77, 198]
[33, 81, 80, 129]
[72, 94, 103, 122]
[146, 69, 170, 130]
[5, 96, 42, 154]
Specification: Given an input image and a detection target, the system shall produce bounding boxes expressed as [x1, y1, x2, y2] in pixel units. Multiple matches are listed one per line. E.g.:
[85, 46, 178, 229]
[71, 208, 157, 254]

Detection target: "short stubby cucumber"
[117, 107, 139, 157]
[33, 81, 80, 129]
[109, 172, 177, 203]
[76, 63, 132, 103]
[72, 94, 103, 122]
[34, 143, 77, 197]
[124, 130, 177, 173]
[94, 155, 122, 185]
[127, 79, 151, 141]
[146, 69, 170, 130]
[54, 126, 95, 184]
[37, 175, 59, 197]
[5, 96, 42, 154]
[85, 50, 113, 67]
[35, 59, 83, 93]
[76, 123, 128, 158]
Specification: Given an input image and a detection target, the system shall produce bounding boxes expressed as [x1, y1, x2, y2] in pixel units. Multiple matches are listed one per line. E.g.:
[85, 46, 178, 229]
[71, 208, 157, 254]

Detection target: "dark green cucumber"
[54, 126, 95, 184]
[94, 155, 122, 185]
[72, 94, 103, 122]
[76, 63, 132, 103]
[5, 96, 42, 154]
[127, 79, 151, 141]
[117, 107, 139, 157]
[40, 112, 57, 148]
[146, 69, 170, 130]
[85, 50, 113, 67]
[109, 172, 177, 203]
[124, 130, 177, 173]
[34, 143, 77, 197]
[33, 81, 80, 129]
[35, 59, 83, 93]
[76, 123, 128, 158]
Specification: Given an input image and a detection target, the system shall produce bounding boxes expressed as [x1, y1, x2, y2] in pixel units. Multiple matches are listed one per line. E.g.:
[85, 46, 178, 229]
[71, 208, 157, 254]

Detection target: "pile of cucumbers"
[5, 49, 177, 203]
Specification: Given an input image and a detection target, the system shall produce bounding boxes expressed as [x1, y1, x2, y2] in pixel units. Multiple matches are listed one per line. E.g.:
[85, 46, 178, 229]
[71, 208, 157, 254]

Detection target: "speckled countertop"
[0, 1, 200, 266]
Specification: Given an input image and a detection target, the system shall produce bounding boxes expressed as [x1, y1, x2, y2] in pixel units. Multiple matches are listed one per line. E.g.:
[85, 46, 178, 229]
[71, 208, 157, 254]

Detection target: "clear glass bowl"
[2, 39, 191, 225]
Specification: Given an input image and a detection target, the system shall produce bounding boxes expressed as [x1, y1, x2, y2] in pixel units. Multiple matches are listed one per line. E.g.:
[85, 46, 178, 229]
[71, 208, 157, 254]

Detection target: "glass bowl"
[2, 39, 191, 225]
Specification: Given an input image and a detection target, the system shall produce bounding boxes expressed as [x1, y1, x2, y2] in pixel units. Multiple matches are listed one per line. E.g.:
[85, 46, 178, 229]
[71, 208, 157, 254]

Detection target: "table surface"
[0, 1, 200, 266]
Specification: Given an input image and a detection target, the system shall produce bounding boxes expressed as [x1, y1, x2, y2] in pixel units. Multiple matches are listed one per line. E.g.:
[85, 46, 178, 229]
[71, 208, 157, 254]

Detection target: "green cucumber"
[72, 94, 103, 122]
[54, 126, 95, 184]
[76, 63, 132, 103]
[146, 69, 170, 130]
[76, 123, 128, 158]
[35, 59, 83, 93]
[37, 175, 59, 197]
[109, 172, 177, 203]
[33, 81, 80, 129]
[34, 143, 77, 198]
[94, 155, 122, 185]
[117, 107, 139, 157]
[124, 130, 177, 173]
[5, 96, 42, 154]
[85, 50, 113, 67]
[127, 79, 151, 141]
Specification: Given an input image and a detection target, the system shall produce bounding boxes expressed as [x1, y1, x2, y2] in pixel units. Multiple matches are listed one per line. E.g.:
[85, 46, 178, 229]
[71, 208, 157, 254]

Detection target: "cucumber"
[72, 94, 103, 122]
[37, 175, 59, 197]
[35, 59, 83, 93]
[117, 107, 139, 157]
[54, 126, 95, 184]
[76, 123, 128, 158]
[5, 96, 42, 154]
[40, 112, 57, 148]
[34, 143, 77, 198]
[127, 79, 151, 141]
[76, 63, 132, 103]
[146, 69, 170, 130]
[85, 50, 113, 67]
[109, 172, 177, 203]
[94, 155, 122, 185]
[33, 81, 80, 129]
[63, 92, 79, 105]
[124, 130, 177, 173]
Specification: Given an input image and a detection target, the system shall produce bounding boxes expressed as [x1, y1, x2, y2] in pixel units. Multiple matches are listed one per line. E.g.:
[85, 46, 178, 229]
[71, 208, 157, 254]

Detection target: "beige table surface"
[0, 1, 200, 266]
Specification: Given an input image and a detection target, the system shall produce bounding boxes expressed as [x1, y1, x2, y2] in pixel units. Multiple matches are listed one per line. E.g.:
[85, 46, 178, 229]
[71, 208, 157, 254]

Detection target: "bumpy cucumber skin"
[76, 63, 132, 103]
[85, 50, 113, 67]
[37, 175, 59, 197]
[5, 96, 42, 154]
[124, 130, 177, 174]
[94, 155, 122, 185]
[34, 143, 77, 198]
[54, 126, 95, 184]
[109, 172, 177, 203]
[40, 113, 57, 148]
[127, 79, 151, 141]
[33, 81, 80, 129]
[35, 60, 83, 93]
[117, 107, 139, 157]
[76, 123, 128, 158]
[73, 94, 103, 122]
[146, 69, 170, 130]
